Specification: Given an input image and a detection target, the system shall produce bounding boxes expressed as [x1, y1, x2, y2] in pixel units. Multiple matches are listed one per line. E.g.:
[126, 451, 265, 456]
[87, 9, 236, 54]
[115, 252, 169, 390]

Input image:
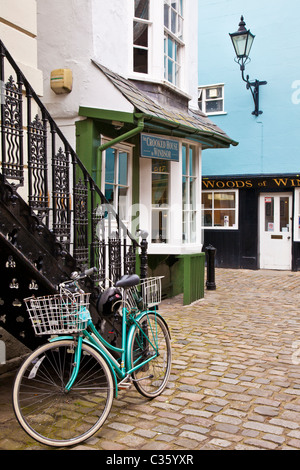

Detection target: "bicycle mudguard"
[125, 310, 171, 370]
[48, 336, 119, 397]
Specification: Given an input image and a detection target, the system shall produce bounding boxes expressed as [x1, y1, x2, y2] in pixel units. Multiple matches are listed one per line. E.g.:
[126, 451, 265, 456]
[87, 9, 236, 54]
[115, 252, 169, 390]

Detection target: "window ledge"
[205, 111, 227, 117]
[129, 75, 192, 100]
[204, 227, 238, 230]
[148, 243, 202, 255]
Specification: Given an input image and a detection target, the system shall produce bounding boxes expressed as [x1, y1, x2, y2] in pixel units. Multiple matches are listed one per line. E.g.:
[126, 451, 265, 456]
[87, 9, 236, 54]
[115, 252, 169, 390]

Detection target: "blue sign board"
[140, 134, 179, 161]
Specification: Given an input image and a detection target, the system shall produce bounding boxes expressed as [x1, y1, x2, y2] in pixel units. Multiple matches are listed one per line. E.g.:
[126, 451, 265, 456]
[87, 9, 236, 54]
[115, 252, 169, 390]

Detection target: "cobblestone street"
[2, 268, 300, 450]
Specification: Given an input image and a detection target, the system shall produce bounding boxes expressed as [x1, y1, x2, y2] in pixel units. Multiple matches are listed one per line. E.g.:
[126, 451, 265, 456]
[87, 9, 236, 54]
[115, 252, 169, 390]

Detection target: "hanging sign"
[140, 134, 179, 161]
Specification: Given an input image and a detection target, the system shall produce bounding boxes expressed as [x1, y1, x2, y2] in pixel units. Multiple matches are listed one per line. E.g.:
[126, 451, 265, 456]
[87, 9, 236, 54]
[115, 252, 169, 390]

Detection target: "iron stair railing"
[0, 39, 144, 288]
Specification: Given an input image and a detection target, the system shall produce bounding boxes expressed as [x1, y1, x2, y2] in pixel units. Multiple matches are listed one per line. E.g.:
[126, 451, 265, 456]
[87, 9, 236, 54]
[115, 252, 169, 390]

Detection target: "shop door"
[259, 193, 292, 270]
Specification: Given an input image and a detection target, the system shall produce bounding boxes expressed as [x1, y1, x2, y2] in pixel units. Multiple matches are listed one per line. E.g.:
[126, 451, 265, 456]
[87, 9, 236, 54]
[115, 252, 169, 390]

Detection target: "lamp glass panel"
[232, 33, 248, 57]
[245, 33, 254, 57]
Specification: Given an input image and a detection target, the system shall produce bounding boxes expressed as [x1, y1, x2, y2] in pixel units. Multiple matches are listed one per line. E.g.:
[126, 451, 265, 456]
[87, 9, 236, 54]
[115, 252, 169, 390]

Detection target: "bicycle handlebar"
[59, 267, 97, 290]
[70, 267, 97, 281]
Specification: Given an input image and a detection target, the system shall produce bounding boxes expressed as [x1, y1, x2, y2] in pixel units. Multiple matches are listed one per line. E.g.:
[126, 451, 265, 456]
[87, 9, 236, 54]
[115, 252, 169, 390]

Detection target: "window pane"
[105, 183, 114, 205]
[174, 42, 178, 61]
[152, 209, 168, 243]
[265, 197, 274, 231]
[280, 197, 289, 232]
[168, 37, 173, 58]
[182, 144, 187, 175]
[152, 160, 169, 173]
[168, 58, 173, 82]
[134, 48, 148, 73]
[214, 210, 235, 227]
[135, 0, 149, 19]
[206, 99, 223, 114]
[182, 176, 187, 205]
[152, 173, 169, 205]
[178, 16, 183, 38]
[133, 22, 148, 47]
[189, 147, 195, 176]
[191, 211, 196, 243]
[214, 192, 235, 209]
[118, 152, 128, 185]
[118, 187, 128, 220]
[171, 9, 176, 33]
[175, 64, 180, 86]
[164, 3, 169, 28]
[204, 210, 212, 226]
[190, 178, 196, 210]
[203, 192, 212, 209]
[105, 148, 115, 184]
[206, 87, 222, 99]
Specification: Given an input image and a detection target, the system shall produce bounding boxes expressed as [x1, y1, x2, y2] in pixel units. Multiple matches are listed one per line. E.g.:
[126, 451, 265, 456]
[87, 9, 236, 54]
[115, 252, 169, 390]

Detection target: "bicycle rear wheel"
[130, 312, 171, 398]
[13, 339, 114, 447]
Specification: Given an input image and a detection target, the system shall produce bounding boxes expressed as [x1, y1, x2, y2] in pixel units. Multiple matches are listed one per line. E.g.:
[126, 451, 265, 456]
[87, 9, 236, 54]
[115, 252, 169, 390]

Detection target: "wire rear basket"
[24, 292, 91, 336]
[126, 277, 163, 311]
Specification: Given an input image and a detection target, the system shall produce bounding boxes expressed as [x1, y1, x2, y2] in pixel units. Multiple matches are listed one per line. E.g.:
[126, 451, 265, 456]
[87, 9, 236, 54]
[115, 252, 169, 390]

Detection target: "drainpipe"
[95, 115, 145, 182]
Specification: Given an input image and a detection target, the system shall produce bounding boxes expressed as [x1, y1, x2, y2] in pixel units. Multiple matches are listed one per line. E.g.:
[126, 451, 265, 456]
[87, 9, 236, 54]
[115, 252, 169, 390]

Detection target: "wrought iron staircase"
[0, 40, 146, 350]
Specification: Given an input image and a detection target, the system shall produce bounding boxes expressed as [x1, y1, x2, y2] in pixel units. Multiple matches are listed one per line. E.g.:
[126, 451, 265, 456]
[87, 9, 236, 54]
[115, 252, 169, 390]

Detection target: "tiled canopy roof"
[93, 61, 238, 149]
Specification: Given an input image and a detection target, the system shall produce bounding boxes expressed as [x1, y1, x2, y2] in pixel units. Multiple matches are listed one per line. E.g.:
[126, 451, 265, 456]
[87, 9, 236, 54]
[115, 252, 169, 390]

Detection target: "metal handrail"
[0, 39, 142, 284]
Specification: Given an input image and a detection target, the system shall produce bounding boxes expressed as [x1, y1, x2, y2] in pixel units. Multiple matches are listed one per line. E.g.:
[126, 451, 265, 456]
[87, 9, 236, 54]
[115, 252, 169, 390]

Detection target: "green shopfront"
[75, 64, 237, 303]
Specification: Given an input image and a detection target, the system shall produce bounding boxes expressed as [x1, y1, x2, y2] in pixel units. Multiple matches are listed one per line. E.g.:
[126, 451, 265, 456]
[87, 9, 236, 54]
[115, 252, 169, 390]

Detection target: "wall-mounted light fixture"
[229, 16, 267, 116]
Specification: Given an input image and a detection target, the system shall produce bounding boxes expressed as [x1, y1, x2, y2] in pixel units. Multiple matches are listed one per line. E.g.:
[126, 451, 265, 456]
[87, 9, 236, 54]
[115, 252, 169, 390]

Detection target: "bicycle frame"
[49, 305, 167, 397]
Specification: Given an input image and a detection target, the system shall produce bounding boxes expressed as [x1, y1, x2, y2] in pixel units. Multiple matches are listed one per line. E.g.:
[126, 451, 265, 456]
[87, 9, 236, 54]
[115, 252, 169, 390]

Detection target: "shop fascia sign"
[202, 175, 300, 190]
[140, 134, 179, 162]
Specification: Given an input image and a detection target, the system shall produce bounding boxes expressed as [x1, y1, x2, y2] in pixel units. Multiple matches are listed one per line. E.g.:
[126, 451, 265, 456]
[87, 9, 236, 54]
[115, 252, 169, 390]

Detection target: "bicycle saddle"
[115, 274, 140, 288]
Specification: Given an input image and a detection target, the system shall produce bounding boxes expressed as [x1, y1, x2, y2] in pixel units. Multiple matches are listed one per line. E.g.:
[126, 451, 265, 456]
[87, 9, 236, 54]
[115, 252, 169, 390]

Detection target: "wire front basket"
[126, 277, 163, 311]
[24, 292, 91, 336]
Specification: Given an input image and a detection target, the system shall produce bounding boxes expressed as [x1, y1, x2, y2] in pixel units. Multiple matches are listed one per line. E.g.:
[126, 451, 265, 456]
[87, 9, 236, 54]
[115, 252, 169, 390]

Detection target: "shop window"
[152, 159, 169, 243]
[198, 84, 225, 115]
[133, 0, 151, 74]
[103, 147, 129, 221]
[182, 144, 197, 243]
[164, 0, 184, 86]
[203, 190, 238, 229]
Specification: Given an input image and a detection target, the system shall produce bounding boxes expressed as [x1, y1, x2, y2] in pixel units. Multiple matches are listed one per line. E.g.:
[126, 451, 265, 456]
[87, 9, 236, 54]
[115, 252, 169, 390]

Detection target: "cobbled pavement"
[2, 268, 300, 451]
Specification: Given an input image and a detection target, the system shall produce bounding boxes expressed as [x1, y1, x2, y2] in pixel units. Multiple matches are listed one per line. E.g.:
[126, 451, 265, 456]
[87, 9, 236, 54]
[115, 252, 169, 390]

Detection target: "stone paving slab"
[1, 268, 300, 450]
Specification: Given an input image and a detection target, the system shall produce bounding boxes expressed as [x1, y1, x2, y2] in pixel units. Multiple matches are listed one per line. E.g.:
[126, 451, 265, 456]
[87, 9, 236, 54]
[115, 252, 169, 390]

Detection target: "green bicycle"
[12, 268, 172, 447]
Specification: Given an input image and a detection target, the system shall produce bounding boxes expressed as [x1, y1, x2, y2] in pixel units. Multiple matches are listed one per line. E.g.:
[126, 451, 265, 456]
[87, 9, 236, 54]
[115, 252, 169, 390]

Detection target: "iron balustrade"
[0, 40, 144, 287]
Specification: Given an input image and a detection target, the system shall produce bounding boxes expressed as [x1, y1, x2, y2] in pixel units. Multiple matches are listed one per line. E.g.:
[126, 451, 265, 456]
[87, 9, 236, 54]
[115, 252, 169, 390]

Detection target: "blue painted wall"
[198, 0, 300, 176]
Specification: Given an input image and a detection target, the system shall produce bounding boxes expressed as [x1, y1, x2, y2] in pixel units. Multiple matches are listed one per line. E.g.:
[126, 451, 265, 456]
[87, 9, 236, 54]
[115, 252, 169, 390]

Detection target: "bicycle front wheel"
[13, 339, 114, 447]
[130, 312, 171, 398]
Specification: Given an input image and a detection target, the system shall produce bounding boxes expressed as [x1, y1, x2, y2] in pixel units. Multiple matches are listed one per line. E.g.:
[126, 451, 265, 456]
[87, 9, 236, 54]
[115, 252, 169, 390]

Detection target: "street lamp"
[229, 16, 267, 116]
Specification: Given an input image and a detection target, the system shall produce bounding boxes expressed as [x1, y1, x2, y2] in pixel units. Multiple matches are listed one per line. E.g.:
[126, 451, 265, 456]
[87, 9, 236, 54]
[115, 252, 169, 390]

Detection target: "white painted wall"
[0, 0, 43, 94]
[37, 0, 133, 147]
[37, 0, 200, 122]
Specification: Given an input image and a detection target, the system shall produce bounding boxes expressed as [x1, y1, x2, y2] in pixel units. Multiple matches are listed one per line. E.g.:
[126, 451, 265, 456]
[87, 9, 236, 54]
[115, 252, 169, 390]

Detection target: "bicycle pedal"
[118, 378, 133, 390]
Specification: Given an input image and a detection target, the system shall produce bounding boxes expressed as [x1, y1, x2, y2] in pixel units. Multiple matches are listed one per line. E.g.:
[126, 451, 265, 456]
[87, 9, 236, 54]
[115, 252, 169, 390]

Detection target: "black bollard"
[205, 244, 216, 290]
[137, 230, 149, 279]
